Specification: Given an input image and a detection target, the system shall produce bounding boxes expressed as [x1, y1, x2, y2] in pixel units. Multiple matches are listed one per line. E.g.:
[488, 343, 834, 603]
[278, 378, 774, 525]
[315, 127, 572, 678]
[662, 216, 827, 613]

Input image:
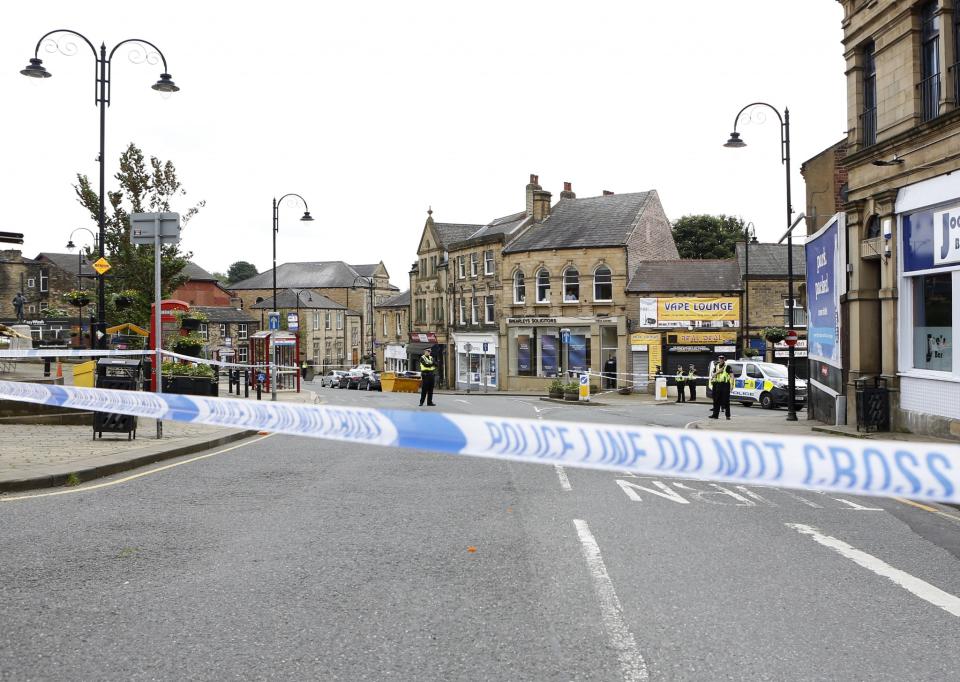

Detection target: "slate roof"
[380, 290, 410, 308]
[627, 260, 742, 293]
[192, 306, 257, 323]
[351, 264, 380, 277]
[503, 192, 666, 253]
[433, 222, 484, 249]
[182, 261, 218, 281]
[34, 253, 96, 277]
[249, 289, 348, 310]
[231, 261, 398, 290]
[449, 211, 529, 249]
[735, 243, 807, 278]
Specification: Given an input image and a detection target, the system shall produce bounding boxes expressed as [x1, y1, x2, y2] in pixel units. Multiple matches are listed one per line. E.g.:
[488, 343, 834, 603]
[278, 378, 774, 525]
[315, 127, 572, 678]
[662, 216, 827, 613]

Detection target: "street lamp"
[742, 221, 757, 355]
[351, 275, 376, 370]
[66, 227, 98, 348]
[22, 30, 179, 349]
[724, 102, 798, 421]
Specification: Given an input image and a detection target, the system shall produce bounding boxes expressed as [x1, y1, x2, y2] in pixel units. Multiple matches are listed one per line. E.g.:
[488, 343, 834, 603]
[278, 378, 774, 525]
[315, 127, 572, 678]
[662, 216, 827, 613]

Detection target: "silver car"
[320, 370, 348, 388]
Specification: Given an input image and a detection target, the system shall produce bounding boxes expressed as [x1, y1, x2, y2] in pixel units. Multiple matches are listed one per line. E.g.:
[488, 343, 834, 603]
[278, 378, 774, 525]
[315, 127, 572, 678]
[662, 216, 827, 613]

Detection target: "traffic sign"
[130, 212, 181, 245]
[482, 342, 489, 352]
[785, 330, 799, 347]
[287, 312, 299, 331]
[92, 257, 111, 275]
[268, 311, 280, 331]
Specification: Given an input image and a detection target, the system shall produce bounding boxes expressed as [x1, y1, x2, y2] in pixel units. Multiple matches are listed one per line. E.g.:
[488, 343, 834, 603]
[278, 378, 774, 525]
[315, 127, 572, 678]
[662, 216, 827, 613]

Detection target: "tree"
[74, 143, 205, 327]
[671, 214, 746, 260]
[227, 261, 259, 284]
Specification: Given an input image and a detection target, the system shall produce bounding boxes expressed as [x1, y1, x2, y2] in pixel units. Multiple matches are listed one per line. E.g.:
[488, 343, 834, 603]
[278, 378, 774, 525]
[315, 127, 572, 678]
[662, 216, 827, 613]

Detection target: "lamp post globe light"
[351, 275, 376, 370]
[22, 30, 179, 349]
[270, 194, 313, 400]
[724, 102, 798, 421]
[66, 227, 98, 348]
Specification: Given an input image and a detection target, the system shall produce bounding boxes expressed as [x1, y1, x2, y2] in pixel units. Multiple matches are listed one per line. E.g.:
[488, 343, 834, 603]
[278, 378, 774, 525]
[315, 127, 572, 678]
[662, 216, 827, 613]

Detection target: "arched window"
[513, 271, 526, 304]
[865, 215, 880, 239]
[536, 269, 551, 303]
[563, 267, 580, 302]
[593, 265, 613, 301]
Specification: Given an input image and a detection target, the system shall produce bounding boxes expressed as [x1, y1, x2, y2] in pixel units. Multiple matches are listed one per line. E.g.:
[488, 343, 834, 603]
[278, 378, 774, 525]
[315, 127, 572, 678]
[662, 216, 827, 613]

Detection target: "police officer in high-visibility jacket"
[709, 355, 732, 420]
[674, 365, 686, 403]
[419, 348, 437, 407]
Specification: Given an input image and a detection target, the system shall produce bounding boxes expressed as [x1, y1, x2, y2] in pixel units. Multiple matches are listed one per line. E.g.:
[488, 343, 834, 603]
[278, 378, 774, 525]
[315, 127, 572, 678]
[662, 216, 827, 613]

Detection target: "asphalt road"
[3, 386, 960, 680]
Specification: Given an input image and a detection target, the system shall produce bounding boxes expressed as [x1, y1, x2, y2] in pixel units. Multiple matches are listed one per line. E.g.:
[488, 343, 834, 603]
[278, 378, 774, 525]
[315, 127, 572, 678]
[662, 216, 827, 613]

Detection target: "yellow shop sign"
[671, 330, 738, 344]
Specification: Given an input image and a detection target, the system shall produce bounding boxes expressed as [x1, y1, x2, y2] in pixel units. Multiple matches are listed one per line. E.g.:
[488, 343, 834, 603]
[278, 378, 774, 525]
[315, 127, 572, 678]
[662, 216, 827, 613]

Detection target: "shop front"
[629, 332, 662, 391]
[452, 333, 498, 390]
[662, 330, 739, 380]
[895, 176, 960, 434]
[384, 343, 408, 372]
[504, 315, 624, 391]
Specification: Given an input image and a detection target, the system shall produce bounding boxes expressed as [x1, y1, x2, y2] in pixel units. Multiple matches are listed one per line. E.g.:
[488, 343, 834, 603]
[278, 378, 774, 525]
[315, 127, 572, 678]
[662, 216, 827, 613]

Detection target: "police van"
[706, 359, 807, 409]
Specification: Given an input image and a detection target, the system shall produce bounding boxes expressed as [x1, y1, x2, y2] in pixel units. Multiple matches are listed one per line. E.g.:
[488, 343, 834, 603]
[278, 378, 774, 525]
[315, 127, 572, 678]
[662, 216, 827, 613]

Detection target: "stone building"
[250, 289, 362, 370]
[230, 261, 396, 369]
[626, 260, 742, 389]
[499, 186, 679, 391]
[409, 212, 482, 386]
[191, 305, 259, 364]
[378, 290, 410, 372]
[800, 140, 849, 236]
[838, 0, 960, 437]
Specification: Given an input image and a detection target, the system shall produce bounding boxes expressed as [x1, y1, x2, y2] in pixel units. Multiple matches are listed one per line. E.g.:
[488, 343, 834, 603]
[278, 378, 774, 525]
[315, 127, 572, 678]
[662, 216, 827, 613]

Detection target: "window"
[563, 267, 580, 302]
[237, 323, 248, 340]
[459, 297, 466, 324]
[485, 295, 495, 324]
[26, 278, 35, 289]
[920, 1, 940, 122]
[536, 269, 551, 303]
[352, 326, 360, 346]
[484, 250, 494, 275]
[199, 323, 208, 341]
[458, 256, 465, 279]
[337, 312, 344, 330]
[509, 326, 591, 377]
[382, 312, 388, 336]
[431, 255, 437, 275]
[513, 271, 526, 304]
[745, 363, 763, 379]
[594, 265, 613, 301]
[436, 296, 444, 322]
[325, 312, 331, 330]
[471, 297, 479, 324]
[861, 41, 876, 146]
[913, 273, 952, 372]
[470, 253, 479, 277]
[38, 302, 48, 312]
[219, 323, 227, 338]
[39, 270, 48, 292]
[396, 312, 402, 336]
[237, 346, 249, 363]
[313, 313, 320, 331]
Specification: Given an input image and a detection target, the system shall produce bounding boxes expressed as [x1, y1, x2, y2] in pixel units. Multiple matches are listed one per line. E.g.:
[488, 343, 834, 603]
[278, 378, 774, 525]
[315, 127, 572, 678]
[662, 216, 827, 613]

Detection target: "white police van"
[706, 359, 807, 409]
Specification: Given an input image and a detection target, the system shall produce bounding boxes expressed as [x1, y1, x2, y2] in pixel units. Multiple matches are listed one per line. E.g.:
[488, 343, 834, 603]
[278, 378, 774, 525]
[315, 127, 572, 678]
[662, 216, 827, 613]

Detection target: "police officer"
[687, 363, 698, 402]
[709, 355, 732, 420]
[419, 348, 437, 407]
[674, 364, 686, 403]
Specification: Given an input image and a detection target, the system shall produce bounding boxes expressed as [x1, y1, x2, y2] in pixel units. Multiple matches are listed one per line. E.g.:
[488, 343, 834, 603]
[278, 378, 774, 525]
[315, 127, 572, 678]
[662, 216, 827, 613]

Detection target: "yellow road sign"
[92, 257, 111, 275]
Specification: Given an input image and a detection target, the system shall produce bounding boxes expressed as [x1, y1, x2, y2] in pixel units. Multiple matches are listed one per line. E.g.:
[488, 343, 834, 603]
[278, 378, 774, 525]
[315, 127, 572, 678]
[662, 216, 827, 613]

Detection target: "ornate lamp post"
[724, 102, 798, 421]
[742, 221, 757, 355]
[66, 227, 98, 348]
[351, 276, 377, 370]
[22, 30, 179, 349]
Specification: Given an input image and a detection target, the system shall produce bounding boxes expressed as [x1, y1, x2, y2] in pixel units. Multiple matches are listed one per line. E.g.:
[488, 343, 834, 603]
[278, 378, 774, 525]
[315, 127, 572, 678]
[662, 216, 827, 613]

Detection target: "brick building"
[172, 262, 237, 307]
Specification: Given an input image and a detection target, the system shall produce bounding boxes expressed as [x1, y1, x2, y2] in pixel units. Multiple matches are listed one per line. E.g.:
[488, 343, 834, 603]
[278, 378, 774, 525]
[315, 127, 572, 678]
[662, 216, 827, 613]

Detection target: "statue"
[12, 292, 25, 322]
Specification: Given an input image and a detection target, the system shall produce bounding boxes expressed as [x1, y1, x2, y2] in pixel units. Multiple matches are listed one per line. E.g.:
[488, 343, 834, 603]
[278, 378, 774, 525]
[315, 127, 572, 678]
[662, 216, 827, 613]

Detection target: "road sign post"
[579, 372, 590, 402]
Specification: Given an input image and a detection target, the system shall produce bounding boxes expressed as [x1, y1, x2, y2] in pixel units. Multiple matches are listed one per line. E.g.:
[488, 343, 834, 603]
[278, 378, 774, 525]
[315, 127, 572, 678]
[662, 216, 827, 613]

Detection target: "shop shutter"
[631, 351, 648, 392]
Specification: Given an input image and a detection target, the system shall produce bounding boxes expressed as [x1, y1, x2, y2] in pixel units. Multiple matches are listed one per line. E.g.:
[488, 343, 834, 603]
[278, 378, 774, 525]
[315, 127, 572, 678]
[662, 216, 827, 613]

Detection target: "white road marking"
[617, 479, 689, 504]
[573, 519, 648, 681]
[735, 486, 777, 506]
[830, 496, 884, 511]
[787, 523, 960, 618]
[673, 481, 754, 506]
[775, 488, 823, 508]
[455, 399, 471, 405]
[555, 465, 572, 491]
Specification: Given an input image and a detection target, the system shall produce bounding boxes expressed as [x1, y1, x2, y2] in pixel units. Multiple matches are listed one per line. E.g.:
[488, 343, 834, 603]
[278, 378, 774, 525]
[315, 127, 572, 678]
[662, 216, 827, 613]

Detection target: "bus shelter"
[249, 330, 300, 393]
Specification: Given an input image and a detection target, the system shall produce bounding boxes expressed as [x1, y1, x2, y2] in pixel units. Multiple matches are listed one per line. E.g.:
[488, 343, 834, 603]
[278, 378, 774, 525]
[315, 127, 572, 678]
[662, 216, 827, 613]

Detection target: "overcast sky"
[2, 1, 846, 289]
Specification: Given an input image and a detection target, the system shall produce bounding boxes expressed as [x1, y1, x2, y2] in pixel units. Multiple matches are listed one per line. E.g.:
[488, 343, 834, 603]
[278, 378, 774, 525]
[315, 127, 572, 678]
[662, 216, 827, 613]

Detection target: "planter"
[162, 375, 218, 397]
[549, 389, 563, 399]
[563, 391, 580, 402]
[115, 296, 134, 309]
[68, 297, 91, 308]
[180, 317, 203, 331]
[172, 343, 203, 357]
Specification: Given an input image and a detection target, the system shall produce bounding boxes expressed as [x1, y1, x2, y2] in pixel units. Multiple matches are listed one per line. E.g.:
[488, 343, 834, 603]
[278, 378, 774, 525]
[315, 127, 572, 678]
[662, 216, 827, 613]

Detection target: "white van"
[706, 359, 807, 409]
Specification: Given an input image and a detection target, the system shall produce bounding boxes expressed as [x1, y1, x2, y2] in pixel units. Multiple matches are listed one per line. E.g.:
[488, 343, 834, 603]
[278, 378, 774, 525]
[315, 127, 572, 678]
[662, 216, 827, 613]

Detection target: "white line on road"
[455, 399, 471, 405]
[555, 465, 572, 491]
[573, 519, 648, 680]
[787, 523, 960, 618]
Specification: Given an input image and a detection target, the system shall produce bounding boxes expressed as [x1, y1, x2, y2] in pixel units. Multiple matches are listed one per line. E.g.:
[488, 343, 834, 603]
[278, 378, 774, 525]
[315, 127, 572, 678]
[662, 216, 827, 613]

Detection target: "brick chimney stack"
[532, 189, 552, 222]
[602, 190, 615, 196]
[525, 174, 541, 217]
[560, 181, 576, 199]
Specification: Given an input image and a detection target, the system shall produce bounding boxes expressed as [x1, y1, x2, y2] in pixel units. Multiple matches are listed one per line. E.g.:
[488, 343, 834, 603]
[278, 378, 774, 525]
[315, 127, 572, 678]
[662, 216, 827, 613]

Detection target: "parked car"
[337, 372, 353, 389]
[321, 370, 348, 388]
[345, 370, 365, 390]
[359, 371, 382, 391]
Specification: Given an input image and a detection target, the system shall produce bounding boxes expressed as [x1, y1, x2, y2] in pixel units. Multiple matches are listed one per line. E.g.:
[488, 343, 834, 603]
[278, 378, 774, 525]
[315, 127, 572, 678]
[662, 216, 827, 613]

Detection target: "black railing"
[860, 107, 877, 147]
[920, 72, 941, 121]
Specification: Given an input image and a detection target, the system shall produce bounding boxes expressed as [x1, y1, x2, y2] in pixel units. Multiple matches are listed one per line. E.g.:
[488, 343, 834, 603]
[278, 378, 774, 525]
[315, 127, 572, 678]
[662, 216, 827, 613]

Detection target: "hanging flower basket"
[64, 290, 91, 308]
[114, 290, 137, 309]
[169, 332, 205, 358]
[761, 327, 787, 344]
[174, 309, 208, 331]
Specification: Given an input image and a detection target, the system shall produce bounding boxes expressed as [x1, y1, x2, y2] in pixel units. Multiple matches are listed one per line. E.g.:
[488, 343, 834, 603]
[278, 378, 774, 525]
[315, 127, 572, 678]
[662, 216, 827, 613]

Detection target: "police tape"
[0, 349, 151, 358]
[1, 378, 957, 504]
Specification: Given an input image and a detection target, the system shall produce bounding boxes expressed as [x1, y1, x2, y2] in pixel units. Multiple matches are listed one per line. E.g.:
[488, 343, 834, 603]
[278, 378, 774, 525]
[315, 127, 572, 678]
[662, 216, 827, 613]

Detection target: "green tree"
[227, 261, 259, 284]
[671, 214, 746, 259]
[74, 143, 205, 327]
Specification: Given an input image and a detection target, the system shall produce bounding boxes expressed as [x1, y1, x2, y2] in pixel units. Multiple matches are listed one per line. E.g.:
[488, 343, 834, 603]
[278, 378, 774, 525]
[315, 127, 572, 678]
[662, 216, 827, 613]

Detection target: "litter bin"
[93, 358, 144, 440]
[855, 376, 890, 433]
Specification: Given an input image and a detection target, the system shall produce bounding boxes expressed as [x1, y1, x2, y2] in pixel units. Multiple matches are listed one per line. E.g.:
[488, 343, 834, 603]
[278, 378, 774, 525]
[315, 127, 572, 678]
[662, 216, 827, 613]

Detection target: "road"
[3, 385, 960, 680]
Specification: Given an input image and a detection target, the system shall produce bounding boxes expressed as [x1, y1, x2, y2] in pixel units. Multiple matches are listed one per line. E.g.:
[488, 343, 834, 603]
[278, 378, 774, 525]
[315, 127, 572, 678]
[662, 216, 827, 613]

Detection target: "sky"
[1, 1, 847, 290]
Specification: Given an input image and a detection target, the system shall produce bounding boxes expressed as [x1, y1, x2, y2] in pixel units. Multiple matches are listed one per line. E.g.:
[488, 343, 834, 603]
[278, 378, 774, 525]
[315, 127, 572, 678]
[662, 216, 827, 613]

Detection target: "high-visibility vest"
[711, 366, 732, 385]
[420, 356, 436, 373]
[675, 371, 685, 383]
[687, 369, 697, 381]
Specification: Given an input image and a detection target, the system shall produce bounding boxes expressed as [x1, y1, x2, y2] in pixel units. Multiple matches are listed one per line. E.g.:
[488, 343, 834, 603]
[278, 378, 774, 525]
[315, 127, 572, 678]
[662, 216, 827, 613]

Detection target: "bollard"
[43, 359, 51, 377]
[244, 371, 250, 399]
[256, 381, 262, 400]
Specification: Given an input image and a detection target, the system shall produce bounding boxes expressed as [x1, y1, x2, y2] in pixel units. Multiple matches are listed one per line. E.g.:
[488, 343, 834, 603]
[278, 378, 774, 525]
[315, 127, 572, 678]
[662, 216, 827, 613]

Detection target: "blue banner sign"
[541, 335, 558, 376]
[806, 214, 844, 369]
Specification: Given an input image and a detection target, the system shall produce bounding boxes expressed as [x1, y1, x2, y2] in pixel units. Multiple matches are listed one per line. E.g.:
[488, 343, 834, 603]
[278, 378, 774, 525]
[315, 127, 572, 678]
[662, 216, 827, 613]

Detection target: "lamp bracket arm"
[107, 38, 170, 72]
[33, 29, 97, 61]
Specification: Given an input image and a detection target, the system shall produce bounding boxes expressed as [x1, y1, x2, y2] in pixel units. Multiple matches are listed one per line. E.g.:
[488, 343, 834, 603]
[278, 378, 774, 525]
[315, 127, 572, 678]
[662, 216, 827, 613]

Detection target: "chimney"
[525, 173, 541, 217]
[602, 190, 615, 196]
[560, 181, 576, 199]
[532, 189, 552, 222]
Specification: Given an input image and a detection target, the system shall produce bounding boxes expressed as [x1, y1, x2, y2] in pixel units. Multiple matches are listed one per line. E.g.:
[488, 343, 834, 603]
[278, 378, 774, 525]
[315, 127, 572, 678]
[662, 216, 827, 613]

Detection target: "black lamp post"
[66, 227, 97, 348]
[352, 275, 376, 369]
[742, 221, 757, 355]
[725, 102, 798, 421]
[22, 30, 179, 349]
[272, 194, 313, 310]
